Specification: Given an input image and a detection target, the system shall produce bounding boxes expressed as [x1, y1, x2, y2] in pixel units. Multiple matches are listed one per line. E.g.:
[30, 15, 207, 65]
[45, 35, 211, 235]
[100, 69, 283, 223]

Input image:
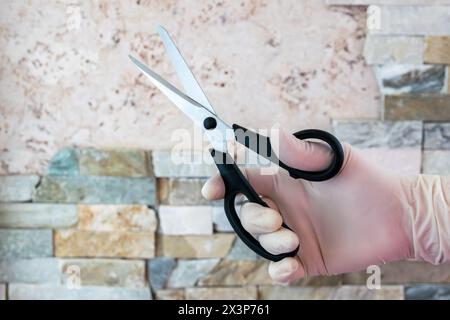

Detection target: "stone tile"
[424, 36, 450, 65]
[8, 284, 152, 300]
[198, 260, 274, 286]
[0, 258, 59, 284]
[363, 35, 423, 65]
[324, 285, 406, 300]
[226, 238, 259, 260]
[293, 275, 344, 286]
[212, 206, 233, 232]
[152, 151, 217, 177]
[47, 148, 79, 175]
[0, 204, 77, 228]
[384, 94, 450, 121]
[33, 175, 156, 205]
[155, 289, 185, 300]
[0, 284, 5, 300]
[343, 261, 450, 284]
[157, 234, 235, 258]
[423, 151, 450, 175]
[147, 257, 176, 291]
[0, 229, 52, 259]
[186, 287, 257, 300]
[77, 205, 157, 232]
[158, 206, 213, 235]
[158, 178, 209, 205]
[259, 285, 404, 300]
[370, 6, 450, 36]
[54, 229, 155, 258]
[332, 120, 422, 148]
[59, 259, 146, 288]
[0, 175, 39, 202]
[376, 65, 445, 94]
[78, 148, 149, 177]
[166, 259, 219, 288]
[357, 148, 421, 175]
[405, 285, 450, 300]
[424, 123, 450, 150]
[448, 68, 450, 94]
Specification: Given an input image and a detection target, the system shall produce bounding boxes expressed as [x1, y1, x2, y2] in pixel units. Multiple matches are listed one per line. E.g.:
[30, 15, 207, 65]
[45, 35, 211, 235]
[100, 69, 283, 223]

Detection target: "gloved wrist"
[404, 175, 450, 264]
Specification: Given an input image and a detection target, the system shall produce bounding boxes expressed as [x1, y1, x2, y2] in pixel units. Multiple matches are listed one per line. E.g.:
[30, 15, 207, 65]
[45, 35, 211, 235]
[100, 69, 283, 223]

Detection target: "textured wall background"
[1, 0, 450, 300]
[0, 0, 379, 174]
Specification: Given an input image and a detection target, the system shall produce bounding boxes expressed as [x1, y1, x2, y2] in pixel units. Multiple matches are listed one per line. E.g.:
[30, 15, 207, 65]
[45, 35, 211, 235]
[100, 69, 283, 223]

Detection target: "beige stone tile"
[77, 205, 157, 232]
[198, 260, 274, 286]
[424, 36, 450, 65]
[54, 229, 155, 258]
[385, 94, 450, 121]
[157, 234, 235, 258]
[79, 148, 149, 177]
[186, 287, 257, 300]
[155, 289, 185, 300]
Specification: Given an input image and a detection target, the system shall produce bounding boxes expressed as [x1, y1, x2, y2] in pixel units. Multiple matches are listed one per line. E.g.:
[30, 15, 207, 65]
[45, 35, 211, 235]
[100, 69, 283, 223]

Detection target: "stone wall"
[0, 1, 450, 300]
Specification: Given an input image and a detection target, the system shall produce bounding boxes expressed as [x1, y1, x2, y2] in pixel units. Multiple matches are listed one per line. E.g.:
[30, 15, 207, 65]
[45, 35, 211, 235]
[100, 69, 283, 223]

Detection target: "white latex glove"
[202, 129, 450, 283]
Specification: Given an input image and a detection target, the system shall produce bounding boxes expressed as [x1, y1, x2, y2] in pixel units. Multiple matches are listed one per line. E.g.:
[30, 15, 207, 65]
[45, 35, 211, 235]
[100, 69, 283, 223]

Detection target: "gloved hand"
[202, 129, 450, 283]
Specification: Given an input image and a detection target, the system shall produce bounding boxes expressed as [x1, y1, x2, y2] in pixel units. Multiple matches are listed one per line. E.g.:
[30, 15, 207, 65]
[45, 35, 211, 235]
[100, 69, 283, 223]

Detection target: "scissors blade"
[128, 55, 230, 153]
[157, 25, 216, 115]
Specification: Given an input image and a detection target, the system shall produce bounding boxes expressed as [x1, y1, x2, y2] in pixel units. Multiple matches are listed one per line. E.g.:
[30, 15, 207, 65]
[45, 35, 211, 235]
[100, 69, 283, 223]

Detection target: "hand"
[202, 130, 413, 284]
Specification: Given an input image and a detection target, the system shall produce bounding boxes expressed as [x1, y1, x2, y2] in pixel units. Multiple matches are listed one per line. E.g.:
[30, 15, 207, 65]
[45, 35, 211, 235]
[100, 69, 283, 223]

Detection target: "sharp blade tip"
[156, 25, 167, 35]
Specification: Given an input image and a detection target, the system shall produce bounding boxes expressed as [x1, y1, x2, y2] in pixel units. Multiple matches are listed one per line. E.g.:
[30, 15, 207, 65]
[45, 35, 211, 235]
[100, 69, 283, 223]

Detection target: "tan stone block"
[385, 94, 450, 121]
[155, 289, 185, 300]
[198, 260, 274, 286]
[59, 259, 146, 288]
[79, 148, 149, 177]
[259, 285, 404, 300]
[0, 284, 5, 300]
[55, 229, 155, 258]
[78, 205, 157, 232]
[343, 261, 450, 284]
[186, 287, 257, 300]
[158, 178, 209, 205]
[157, 234, 234, 258]
[293, 275, 344, 286]
[424, 36, 450, 65]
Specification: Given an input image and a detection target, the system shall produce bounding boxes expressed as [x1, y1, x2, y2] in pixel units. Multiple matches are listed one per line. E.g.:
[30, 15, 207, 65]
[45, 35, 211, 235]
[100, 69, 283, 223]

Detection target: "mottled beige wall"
[0, 0, 379, 174]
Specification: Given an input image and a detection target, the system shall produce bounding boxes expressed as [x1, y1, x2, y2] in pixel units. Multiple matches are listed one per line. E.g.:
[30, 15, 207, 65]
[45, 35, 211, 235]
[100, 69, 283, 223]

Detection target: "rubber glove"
[202, 130, 450, 283]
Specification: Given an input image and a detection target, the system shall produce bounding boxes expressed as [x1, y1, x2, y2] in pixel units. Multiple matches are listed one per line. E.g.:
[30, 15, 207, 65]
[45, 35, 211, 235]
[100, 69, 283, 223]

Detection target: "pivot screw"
[203, 117, 217, 130]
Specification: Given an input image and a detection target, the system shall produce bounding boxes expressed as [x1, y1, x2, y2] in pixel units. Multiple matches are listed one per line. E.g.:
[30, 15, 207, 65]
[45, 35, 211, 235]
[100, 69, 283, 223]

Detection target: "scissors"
[129, 26, 344, 262]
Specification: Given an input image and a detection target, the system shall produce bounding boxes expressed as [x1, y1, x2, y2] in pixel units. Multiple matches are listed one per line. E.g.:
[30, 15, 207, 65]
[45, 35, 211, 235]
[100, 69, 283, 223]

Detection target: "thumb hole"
[271, 129, 334, 171]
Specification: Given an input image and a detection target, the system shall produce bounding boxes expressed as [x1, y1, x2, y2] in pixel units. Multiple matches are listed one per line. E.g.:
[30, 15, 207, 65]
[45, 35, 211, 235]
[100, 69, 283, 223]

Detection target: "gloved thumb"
[273, 129, 334, 172]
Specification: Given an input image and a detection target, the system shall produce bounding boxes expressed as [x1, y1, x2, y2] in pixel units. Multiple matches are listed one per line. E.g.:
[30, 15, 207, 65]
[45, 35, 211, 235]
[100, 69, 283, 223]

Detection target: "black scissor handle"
[233, 124, 344, 181]
[211, 149, 299, 262]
